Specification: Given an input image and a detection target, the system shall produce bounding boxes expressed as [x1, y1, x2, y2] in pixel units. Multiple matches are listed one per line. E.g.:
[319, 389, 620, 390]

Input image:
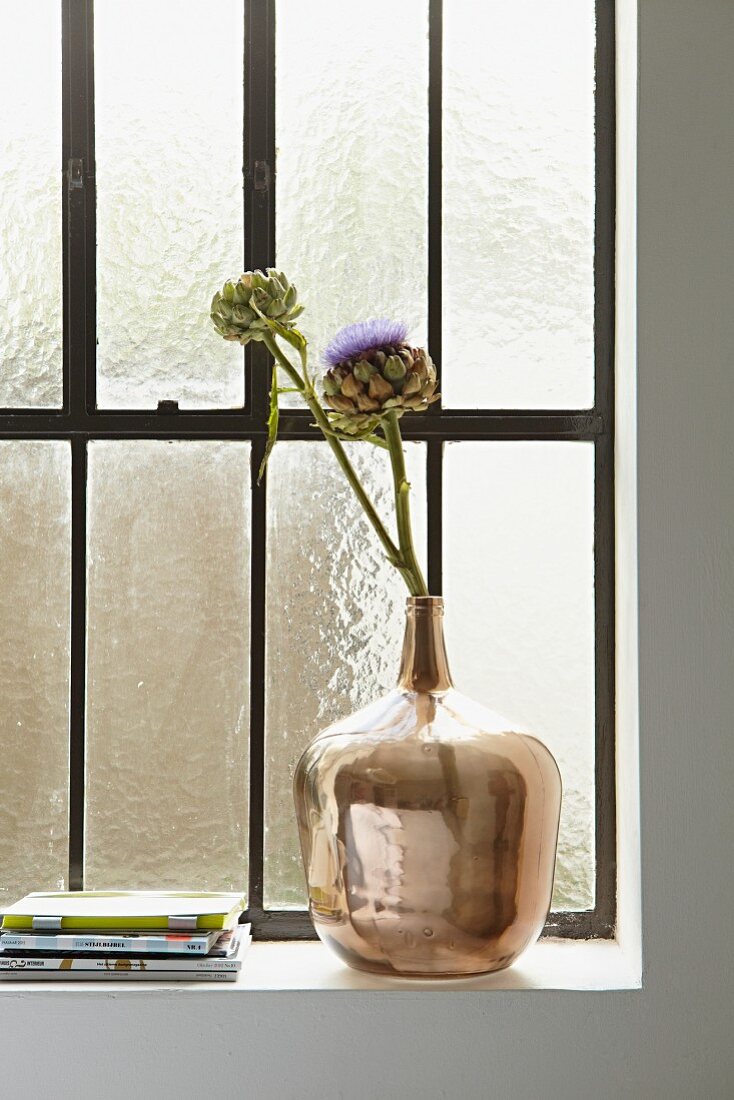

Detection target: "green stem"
[262, 333, 420, 590]
[382, 410, 429, 597]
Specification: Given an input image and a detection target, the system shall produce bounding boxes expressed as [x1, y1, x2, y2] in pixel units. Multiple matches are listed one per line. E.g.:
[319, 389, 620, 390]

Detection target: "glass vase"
[293, 596, 562, 978]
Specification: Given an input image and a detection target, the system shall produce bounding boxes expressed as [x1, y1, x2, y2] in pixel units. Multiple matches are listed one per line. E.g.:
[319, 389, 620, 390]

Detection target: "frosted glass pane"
[444, 443, 595, 910]
[0, 5, 62, 407]
[0, 443, 70, 904]
[276, 0, 428, 398]
[264, 442, 427, 907]
[85, 442, 250, 892]
[443, 1, 595, 409]
[95, 1, 244, 409]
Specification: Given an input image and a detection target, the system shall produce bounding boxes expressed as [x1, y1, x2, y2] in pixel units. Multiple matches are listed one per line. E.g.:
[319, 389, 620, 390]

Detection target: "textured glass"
[444, 443, 595, 909]
[0, 4, 62, 407]
[85, 442, 250, 892]
[95, 1, 244, 409]
[0, 442, 70, 905]
[264, 442, 427, 907]
[275, 0, 428, 402]
[443, 0, 595, 409]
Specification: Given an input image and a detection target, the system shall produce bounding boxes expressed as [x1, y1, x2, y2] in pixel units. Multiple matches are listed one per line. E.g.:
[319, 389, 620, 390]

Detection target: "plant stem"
[262, 333, 422, 591]
[382, 410, 429, 597]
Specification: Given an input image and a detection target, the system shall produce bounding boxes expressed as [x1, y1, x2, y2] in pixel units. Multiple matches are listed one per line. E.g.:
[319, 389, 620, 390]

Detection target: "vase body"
[293, 597, 562, 978]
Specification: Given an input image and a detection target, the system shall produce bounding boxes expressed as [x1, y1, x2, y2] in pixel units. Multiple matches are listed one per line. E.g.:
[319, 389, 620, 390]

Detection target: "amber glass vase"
[293, 596, 562, 978]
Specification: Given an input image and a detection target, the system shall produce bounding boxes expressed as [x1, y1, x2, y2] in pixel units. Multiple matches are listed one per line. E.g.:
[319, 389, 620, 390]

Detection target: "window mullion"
[63, 0, 95, 419]
[425, 0, 444, 600]
[68, 436, 88, 891]
[244, 0, 276, 923]
[63, 0, 95, 891]
[592, 0, 617, 936]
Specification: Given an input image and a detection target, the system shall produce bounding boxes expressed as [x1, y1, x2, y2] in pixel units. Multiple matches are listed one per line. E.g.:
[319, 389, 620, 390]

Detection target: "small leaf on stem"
[258, 364, 281, 485]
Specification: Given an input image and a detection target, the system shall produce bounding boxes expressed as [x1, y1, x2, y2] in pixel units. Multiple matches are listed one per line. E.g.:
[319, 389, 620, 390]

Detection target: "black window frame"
[0, 0, 616, 939]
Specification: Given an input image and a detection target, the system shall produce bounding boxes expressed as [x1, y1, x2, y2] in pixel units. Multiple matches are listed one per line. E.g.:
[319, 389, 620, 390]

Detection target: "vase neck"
[397, 597, 454, 693]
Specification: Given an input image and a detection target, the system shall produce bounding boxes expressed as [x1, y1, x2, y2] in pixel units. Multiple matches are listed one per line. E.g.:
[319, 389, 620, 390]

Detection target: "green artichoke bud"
[211, 269, 304, 345]
[323, 337, 439, 437]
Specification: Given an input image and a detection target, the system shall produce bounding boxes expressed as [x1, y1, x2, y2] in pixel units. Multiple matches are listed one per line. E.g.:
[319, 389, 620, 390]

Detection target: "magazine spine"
[0, 955, 240, 972]
[0, 934, 210, 955]
[0, 969, 238, 982]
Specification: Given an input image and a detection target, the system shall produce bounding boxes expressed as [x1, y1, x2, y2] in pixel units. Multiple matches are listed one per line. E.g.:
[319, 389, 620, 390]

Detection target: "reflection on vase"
[294, 596, 562, 977]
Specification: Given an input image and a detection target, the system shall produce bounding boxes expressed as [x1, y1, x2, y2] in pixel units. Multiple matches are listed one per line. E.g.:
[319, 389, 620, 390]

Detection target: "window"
[0, 0, 614, 939]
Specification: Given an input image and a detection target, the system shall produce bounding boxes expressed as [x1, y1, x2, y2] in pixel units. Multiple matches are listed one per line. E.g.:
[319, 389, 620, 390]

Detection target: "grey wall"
[2, 2, 733, 1097]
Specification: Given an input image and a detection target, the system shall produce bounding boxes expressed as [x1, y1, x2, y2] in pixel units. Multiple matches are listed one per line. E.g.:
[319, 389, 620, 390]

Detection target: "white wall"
[2, 2, 734, 1096]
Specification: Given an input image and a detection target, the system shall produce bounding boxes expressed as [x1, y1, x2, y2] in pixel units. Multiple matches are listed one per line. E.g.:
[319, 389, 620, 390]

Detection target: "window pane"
[264, 442, 427, 908]
[0, 4, 62, 407]
[0, 442, 70, 904]
[275, 0, 428, 396]
[85, 441, 250, 892]
[442, 0, 595, 409]
[444, 442, 595, 910]
[95, 1, 245, 410]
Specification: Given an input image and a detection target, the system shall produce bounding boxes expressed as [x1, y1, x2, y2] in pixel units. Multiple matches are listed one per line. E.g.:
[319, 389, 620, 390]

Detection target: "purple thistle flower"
[323, 319, 409, 368]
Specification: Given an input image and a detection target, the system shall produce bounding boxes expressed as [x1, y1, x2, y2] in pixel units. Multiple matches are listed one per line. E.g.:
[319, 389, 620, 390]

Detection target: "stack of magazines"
[0, 891, 250, 981]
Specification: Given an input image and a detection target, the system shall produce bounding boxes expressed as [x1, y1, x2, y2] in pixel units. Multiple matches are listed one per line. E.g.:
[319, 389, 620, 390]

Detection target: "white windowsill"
[0, 938, 641, 994]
